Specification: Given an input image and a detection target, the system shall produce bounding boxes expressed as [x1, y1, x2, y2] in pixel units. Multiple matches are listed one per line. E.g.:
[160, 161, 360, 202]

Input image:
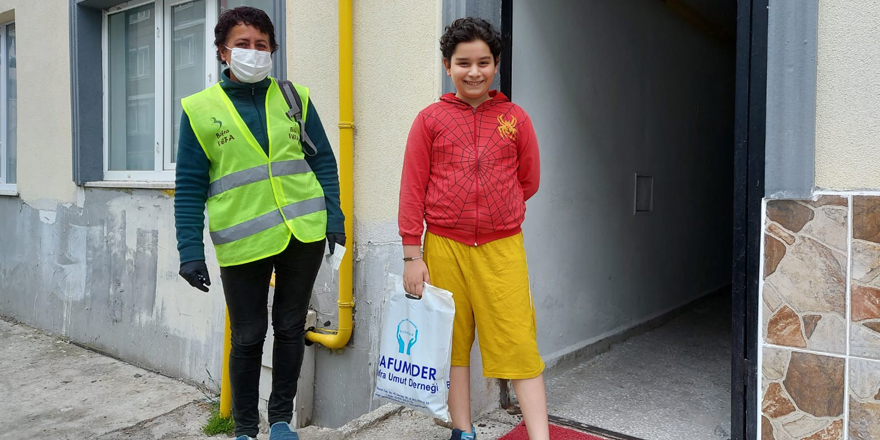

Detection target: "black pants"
[220, 237, 325, 437]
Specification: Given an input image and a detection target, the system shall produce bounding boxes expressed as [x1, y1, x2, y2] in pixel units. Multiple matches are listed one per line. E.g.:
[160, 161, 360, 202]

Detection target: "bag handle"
[280, 80, 318, 156]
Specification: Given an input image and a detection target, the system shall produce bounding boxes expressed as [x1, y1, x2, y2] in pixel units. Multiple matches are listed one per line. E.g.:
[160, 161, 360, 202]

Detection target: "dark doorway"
[500, 1, 763, 439]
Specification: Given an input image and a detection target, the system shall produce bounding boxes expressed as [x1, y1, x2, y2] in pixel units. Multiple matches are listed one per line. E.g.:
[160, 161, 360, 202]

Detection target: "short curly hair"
[440, 17, 503, 64]
[214, 6, 278, 63]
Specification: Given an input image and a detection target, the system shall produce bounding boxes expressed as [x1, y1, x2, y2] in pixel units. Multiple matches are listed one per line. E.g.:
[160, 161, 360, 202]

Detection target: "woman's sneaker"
[269, 421, 300, 440]
[449, 425, 476, 440]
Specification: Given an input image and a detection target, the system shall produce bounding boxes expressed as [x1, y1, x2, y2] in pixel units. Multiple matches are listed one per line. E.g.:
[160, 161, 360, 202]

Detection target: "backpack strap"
[280, 80, 318, 156]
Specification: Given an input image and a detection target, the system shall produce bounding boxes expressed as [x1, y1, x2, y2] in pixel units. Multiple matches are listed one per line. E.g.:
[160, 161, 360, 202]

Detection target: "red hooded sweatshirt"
[399, 91, 540, 247]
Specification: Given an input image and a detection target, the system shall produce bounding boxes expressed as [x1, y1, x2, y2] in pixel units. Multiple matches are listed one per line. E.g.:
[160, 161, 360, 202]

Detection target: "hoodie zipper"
[473, 106, 480, 247]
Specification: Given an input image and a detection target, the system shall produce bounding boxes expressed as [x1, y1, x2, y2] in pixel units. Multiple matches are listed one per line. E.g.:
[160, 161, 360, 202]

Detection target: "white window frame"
[164, 0, 216, 171]
[102, 0, 217, 182]
[0, 21, 15, 195]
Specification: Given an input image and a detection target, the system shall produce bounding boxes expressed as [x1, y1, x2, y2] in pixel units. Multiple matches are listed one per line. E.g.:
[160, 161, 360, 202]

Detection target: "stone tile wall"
[761, 195, 880, 440]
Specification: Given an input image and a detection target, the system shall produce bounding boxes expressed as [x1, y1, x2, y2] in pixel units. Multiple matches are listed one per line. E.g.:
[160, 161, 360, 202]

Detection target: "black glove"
[327, 233, 346, 255]
[179, 260, 211, 292]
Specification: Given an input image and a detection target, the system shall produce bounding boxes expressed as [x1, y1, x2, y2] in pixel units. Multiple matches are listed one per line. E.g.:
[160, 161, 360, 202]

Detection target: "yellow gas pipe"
[220, 0, 355, 418]
[306, 0, 355, 349]
[220, 310, 232, 418]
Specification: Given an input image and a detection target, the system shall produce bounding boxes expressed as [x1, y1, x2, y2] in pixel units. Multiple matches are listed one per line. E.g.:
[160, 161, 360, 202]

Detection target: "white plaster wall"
[0, 2, 76, 205]
[815, 0, 880, 190]
[513, 0, 735, 366]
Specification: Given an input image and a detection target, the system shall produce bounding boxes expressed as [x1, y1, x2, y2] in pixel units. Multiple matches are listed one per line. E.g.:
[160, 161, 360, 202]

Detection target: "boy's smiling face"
[444, 39, 498, 107]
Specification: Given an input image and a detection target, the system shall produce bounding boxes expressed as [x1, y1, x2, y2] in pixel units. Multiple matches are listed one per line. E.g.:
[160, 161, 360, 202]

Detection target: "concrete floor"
[545, 293, 732, 440]
[0, 318, 214, 440]
[0, 317, 519, 440]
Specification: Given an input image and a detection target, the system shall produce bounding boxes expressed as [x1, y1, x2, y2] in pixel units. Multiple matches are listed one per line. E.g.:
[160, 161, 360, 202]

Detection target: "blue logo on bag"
[396, 319, 418, 355]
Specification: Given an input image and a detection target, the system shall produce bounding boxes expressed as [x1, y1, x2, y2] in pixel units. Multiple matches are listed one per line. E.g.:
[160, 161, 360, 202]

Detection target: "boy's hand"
[403, 259, 430, 298]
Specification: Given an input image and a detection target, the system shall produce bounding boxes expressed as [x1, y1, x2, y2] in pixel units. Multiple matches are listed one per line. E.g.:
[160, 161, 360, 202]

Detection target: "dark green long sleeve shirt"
[174, 70, 344, 264]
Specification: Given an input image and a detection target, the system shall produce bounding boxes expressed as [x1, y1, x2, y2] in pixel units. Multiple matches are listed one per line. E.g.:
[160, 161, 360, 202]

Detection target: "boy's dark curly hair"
[214, 6, 278, 63]
[440, 17, 503, 63]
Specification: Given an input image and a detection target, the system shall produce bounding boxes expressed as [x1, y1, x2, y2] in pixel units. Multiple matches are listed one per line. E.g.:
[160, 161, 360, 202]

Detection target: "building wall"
[0, 1, 76, 204]
[760, 195, 880, 439]
[765, 0, 818, 199]
[288, 0, 456, 428]
[815, 0, 880, 190]
[511, 0, 734, 367]
[758, 3, 880, 438]
[0, 189, 228, 389]
[0, 1, 230, 394]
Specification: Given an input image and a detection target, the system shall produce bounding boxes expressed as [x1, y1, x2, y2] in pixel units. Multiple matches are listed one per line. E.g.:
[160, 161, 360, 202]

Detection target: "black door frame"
[499, 0, 767, 438]
[732, 0, 767, 438]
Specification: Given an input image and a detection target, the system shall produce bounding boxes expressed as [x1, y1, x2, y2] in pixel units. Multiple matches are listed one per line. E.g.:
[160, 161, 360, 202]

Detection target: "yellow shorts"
[424, 232, 545, 379]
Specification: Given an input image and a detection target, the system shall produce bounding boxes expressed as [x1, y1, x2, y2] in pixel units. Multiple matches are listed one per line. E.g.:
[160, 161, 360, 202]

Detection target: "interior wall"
[512, 0, 735, 365]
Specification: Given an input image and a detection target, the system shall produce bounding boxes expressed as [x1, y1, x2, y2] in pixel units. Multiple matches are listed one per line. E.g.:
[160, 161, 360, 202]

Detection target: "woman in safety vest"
[173, 7, 344, 440]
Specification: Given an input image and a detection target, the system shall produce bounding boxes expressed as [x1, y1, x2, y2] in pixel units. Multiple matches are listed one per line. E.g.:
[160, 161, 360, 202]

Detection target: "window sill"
[0, 187, 18, 197]
[84, 181, 175, 190]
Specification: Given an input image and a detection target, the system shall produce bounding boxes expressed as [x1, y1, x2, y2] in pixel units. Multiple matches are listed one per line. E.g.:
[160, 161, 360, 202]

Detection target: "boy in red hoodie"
[398, 17, 549, 440]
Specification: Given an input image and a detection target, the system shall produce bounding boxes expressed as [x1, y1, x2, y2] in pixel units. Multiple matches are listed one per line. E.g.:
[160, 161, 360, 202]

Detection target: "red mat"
[497, 421, 608, 440]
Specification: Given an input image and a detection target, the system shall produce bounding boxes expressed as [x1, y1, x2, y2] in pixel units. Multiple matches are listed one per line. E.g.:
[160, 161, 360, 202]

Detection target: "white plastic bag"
[373, 278, 455, 420]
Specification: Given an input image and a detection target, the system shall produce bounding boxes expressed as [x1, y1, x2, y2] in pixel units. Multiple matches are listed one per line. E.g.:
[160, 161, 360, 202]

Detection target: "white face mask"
[225, 46, 273, 83]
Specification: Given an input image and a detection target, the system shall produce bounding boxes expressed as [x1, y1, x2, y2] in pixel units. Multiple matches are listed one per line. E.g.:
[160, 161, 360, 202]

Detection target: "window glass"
[170, 0, 206, 163]
[108, 4, 155, 171]
[5, 22, 15, 184]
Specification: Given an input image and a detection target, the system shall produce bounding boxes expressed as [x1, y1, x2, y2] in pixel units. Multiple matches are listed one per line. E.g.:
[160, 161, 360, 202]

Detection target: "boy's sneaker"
[234, 436, 256, 440]
[269, 422, 300, 440]
[449, 425, 476, 440]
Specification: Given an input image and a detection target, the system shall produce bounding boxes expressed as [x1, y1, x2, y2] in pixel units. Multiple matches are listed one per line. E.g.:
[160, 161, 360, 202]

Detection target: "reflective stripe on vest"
[181, 78, 327, 266]
[207, 159, 312, 198]
[210, 196, 326, 245]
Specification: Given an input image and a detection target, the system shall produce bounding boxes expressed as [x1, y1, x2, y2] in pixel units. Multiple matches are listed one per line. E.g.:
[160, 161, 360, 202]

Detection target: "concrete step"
[311, 403, 523, 440]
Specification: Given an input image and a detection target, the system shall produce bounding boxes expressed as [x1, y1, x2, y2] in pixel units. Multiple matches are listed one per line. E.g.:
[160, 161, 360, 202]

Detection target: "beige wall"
[351, 0, 440, 242]
[289, 0, 441, 243]
[0, 2, 76, 204]
[289, 0, 340, 151]
[815, 0, 880, 190]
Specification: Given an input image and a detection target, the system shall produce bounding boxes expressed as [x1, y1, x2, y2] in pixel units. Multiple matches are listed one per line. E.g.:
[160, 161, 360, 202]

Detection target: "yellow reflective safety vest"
[181, 78, 327, 267]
